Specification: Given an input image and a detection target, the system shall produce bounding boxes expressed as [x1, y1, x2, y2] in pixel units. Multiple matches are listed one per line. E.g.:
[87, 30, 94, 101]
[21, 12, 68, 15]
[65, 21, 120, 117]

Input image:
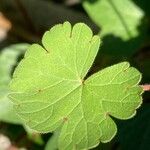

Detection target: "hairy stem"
[141, 84, 150, 91]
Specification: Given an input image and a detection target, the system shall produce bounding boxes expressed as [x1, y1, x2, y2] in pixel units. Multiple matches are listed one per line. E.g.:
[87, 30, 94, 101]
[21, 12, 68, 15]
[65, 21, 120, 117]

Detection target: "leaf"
[0, 44, 29, 124]
[83, 0, 145, 56]
[83, 0, 144, 40]
[9, 22, 143, 150]
[0, 98, 21, 124]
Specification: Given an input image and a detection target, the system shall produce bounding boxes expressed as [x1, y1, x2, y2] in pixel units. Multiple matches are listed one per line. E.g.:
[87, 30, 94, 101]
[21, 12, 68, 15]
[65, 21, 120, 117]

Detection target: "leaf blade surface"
[9, 22, 143, 149]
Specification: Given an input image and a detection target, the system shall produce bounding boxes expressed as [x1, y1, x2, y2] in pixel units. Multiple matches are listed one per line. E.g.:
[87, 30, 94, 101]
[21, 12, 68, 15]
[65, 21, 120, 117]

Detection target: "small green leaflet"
[9, 22, 143, 150]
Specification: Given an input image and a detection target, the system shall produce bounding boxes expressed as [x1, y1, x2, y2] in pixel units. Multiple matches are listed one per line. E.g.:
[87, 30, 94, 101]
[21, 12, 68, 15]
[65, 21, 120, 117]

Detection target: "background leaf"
[83, 0, 146, 56]
[0, 43, 29, 124]
[83, 0, 144, 40]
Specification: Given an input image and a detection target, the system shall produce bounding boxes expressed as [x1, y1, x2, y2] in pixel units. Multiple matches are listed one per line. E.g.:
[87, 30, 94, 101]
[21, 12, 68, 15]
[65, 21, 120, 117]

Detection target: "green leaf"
[0, 44, 29, 124]
[83, 0, 144, 40]
[9, 22, 143, 149]
[0, 98, 20, 124]
[83, 0, 145, 56]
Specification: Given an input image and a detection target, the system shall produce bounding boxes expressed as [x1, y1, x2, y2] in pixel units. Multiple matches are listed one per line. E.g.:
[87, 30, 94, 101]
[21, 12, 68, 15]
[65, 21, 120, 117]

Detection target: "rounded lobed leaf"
[9, 22, 143, 150]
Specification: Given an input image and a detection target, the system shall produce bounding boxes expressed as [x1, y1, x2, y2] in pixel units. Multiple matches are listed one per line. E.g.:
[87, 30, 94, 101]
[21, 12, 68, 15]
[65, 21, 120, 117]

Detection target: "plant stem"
[141, 84, 150, 91]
